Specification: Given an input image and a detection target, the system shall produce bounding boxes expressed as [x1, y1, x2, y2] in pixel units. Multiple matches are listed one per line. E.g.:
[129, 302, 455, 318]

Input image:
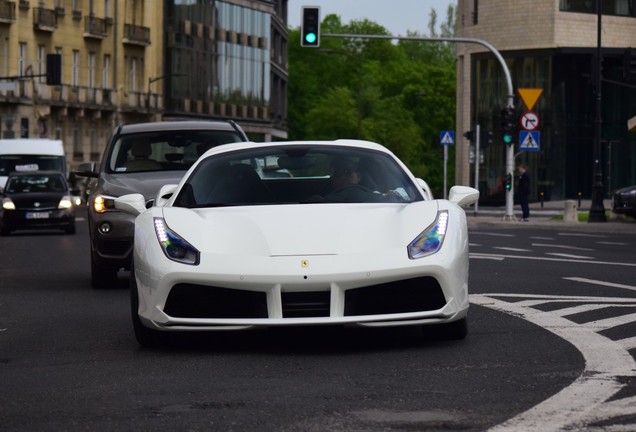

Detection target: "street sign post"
[440, 131, 454, 199]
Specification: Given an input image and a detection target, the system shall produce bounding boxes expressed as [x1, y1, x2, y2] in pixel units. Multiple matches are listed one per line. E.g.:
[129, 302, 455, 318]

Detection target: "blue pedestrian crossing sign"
[519, 131, 540, 151]
[440, 131, 455, 146]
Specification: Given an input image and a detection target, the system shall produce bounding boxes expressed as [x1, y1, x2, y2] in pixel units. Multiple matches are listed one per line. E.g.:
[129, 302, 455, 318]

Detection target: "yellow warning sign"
[518, 88, 543, 111]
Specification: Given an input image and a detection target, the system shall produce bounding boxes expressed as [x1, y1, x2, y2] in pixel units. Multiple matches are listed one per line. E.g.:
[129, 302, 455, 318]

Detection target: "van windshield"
[0, 155, 66, 177]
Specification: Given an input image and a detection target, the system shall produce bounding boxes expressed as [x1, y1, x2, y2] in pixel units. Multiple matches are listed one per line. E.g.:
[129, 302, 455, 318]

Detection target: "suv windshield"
[6, 173, 67, 193]
[106, 130, 244, 174]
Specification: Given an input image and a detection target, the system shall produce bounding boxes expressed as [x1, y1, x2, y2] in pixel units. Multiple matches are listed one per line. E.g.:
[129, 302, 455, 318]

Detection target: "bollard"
[540, 191, 544, 208]
[578, 192, 582, 208]
[563, 200, 578, 223]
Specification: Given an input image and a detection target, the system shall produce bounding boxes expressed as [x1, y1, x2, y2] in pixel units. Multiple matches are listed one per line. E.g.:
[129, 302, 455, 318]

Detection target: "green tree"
[288, 6, 457, 195]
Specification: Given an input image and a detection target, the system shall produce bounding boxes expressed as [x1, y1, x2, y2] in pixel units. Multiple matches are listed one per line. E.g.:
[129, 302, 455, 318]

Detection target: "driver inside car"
[324, 157, 401, 203]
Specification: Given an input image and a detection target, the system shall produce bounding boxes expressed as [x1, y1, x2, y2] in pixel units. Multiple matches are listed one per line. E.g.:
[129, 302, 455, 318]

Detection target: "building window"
[88, 52, 96, 88]
[38, 45, 46, 83]
[18, 42, 26, 76]
[560, 0, 635, 17]
[103, 55, 111, 89]
[72, 50, 80, 87]
[130, 57, 137, 92]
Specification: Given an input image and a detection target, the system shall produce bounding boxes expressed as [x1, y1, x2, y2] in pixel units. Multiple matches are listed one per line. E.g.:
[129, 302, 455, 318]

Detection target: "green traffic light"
[305, 32, 317, 44]
[503, 134, 513, 145]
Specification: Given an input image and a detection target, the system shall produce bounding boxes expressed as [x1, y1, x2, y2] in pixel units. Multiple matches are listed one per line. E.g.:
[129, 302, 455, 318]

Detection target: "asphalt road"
[1, 214, 634, 431]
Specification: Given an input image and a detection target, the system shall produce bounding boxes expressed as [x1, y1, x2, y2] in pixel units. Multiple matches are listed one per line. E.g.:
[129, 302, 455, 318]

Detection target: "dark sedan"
[0, 171, 76, 235]
[612, 185, 636, 219]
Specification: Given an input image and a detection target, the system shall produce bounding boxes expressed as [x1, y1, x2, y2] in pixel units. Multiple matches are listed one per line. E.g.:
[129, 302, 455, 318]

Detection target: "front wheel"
[130, 264, 164, 347]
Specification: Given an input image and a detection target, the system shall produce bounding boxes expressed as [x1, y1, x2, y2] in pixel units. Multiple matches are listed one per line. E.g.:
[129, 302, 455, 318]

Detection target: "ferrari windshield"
[173, 145, 423, 207]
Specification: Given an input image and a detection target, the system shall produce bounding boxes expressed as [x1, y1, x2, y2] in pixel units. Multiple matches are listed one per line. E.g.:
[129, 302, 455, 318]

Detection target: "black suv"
[75, 120, 248, 288]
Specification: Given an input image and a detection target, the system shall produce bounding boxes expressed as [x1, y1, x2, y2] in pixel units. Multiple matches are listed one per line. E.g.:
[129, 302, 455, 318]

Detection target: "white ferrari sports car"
[115, 139, 479, 346]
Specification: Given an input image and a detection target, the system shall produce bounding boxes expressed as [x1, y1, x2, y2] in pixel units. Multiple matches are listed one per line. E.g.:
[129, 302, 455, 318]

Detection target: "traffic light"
[481, 130, 493, 148]
[504, 173, 512, 191]
[301, 7, 320, 47]
[46, 54, 61, 85]
[463, 130, 475, 142]
[500, 106, 515, 145]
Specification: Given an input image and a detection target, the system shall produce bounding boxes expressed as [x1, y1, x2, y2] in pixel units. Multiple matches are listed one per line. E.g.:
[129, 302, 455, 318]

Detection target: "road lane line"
[563, 277, 636, 292]
[494, 247, 533, 252]
[471, 294, 636, 432]
[545, 252, 594, 259]
[531, 243, 595, 251]
[469, 253, 636, 267]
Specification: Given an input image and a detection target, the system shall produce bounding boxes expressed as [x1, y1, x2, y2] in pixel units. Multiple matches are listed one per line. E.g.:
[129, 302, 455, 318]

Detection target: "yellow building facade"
[0, 0, 289, 172]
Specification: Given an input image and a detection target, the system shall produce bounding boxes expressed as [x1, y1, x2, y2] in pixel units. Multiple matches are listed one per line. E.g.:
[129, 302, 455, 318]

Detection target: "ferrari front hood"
[161, 202, 440, 257]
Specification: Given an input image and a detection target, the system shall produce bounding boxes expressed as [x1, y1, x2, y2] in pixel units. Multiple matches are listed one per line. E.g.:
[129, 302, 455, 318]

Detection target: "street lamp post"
[589, 0, 607, 222]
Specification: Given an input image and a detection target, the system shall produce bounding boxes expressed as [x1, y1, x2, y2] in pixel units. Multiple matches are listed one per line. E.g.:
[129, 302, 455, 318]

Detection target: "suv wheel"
[91, 251, 118, 288]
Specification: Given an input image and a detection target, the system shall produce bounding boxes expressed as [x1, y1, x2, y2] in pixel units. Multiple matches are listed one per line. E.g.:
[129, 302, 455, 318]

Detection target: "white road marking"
[597, 241, 628, 246]
[563, 277, 636, 292]
[529, 236, 554, 240]
[469, 232, 516, 237]
[545, 252, 594, 259]
[558, 233, 606, 238]
[471, 293, 636, 432]
[494, 247, 533, 252]
[469, 253, 636, 267]
[617, 336, 636, 351]
[532, 243, 595, 251]
[583, 312, 636, 331]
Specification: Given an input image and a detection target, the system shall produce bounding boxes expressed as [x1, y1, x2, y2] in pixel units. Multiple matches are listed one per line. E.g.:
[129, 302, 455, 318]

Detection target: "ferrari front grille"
[344, 277, 446, 316]
[164, 284, 268, 319]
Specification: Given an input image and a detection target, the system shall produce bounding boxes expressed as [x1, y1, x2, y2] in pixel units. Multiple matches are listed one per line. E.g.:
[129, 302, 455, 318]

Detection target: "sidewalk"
[466, 199, 636, 234]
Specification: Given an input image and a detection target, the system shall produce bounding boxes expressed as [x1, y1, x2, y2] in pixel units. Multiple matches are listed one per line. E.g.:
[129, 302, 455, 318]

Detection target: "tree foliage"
[288, 7, 457, 195]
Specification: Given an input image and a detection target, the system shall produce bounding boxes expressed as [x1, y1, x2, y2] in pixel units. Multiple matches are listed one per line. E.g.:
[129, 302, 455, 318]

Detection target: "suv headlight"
[93, 194, 116, 213]
[407, 211, 449, 259]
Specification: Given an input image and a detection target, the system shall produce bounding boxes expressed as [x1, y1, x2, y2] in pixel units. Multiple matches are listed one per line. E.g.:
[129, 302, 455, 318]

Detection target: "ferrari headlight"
[407, 211, 449, 259]
[2, 197, 16, 210]
[93, 194, 116, 213]
[153, 217, 200, 265]
[58, 195, 73, 209]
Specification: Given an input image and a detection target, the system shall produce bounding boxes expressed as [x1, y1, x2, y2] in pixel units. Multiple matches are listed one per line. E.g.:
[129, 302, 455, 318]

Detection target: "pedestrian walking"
[517, 164, 530, 221]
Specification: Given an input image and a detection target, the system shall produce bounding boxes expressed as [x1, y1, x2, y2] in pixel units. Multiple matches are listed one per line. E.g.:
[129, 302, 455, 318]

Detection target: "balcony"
[33, 7, 56, 32]
[83, 15, 107, 39]
[0, 1, 16, 23]
[123, 23, 150, 46]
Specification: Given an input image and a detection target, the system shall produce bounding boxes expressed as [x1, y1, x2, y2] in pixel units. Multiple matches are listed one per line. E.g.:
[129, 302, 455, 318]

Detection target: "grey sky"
[288, 0, 457, 36]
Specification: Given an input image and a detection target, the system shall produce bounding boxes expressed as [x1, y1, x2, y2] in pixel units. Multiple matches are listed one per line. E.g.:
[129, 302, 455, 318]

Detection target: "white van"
[0, 139, 67, 189]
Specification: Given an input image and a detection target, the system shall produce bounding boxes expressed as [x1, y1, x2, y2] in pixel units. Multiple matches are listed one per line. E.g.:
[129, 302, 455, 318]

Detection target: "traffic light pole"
[474, 124, 480, 216]
[322, 34, 516, 215]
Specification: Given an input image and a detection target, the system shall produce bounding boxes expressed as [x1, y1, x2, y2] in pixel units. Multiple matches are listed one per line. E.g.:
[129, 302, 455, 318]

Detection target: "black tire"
[130, 264, 164, 347]
[90, 252, 118, 289]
